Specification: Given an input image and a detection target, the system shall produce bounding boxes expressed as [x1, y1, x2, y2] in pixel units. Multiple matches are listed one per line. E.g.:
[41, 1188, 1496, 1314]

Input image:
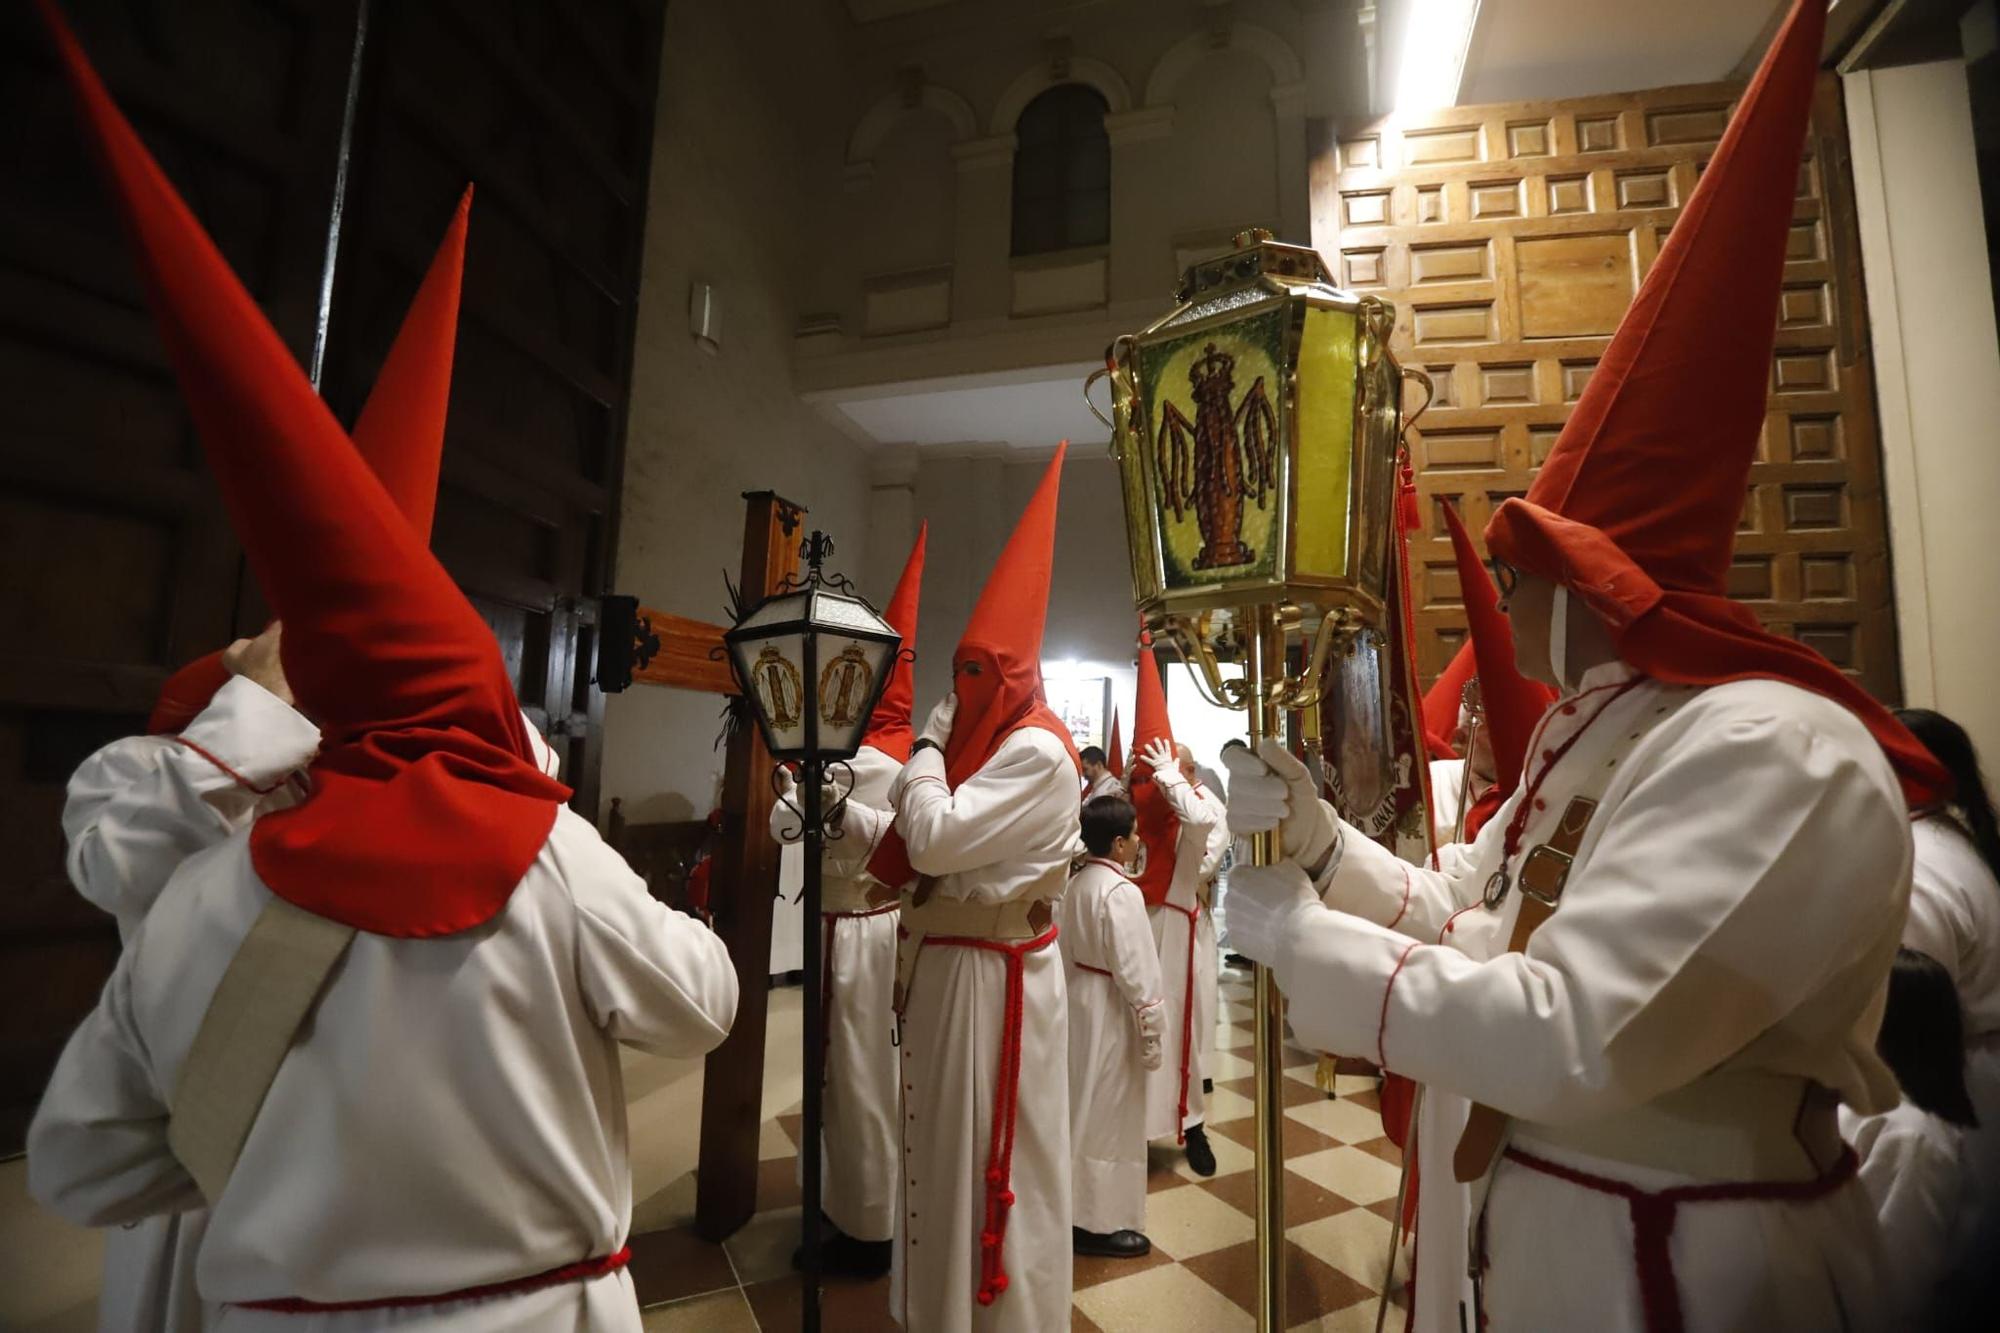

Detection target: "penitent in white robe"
[1193, 785, 1227, 1076]
[1283, 663, 1909, 1333]
[889, 727, 1080, 1333]
[768, 744, 902, 1242]
[1060, 858, 1164, 1234]
[1426, 757, 1466, 849]
[30, 798, 737, 1332]
[62, 675, 319, 1333]
[1145, 776, 1226, 1141]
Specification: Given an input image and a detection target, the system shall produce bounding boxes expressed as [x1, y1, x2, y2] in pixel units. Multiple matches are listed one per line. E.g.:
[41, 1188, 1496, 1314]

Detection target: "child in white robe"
[1840, 947, 1980, 1327]
[1061, 795, 1166, 1256]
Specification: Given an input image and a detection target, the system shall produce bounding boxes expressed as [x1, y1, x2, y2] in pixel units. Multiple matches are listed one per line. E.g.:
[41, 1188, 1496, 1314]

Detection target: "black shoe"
[822, 1231, 893, 1278]
[1203, 1077, 1214, 1095]
[1073, 1227, 1152, 1258]
[791, 1223, 892, 1279]
[1225, 953, 1252, 969]
[1184, 1122, 1217, 1177]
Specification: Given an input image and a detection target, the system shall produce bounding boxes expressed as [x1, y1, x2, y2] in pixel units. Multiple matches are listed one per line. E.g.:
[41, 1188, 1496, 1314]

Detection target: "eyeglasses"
[1489, 558, 1519, 600]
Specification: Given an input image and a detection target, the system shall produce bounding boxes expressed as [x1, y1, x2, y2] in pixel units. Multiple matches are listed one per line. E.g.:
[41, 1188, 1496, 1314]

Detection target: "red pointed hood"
[144, 190, 471, 736]
[1130, 630, 1181, 907]
[862, 524, 927, 763]
[1106, 708, 1124, 780]
[1421, 644, 1477, 763]
[1483, 0, 1946, 808]
[44, 3, 568, 936]
[942, 444, 1080, 786]
[1441, 502, 1556, 836]
[865, 449, 1078, 891]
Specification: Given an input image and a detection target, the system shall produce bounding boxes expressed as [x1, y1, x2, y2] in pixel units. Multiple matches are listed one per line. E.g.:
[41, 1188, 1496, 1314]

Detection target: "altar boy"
[1061, 795, 1166, 1257]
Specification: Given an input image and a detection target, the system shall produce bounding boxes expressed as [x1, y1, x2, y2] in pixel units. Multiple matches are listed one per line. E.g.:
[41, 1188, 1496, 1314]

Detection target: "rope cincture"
[923, 923, 1058, 1307]
[1500, 1145, 1859, 1333]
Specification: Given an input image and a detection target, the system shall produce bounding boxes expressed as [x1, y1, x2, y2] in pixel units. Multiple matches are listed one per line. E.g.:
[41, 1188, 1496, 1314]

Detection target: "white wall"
[1845, 59, 2000, 764]
[602, 1, 876, 825]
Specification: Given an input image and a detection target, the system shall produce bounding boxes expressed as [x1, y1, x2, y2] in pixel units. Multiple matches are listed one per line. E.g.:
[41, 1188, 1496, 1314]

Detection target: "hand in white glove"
[769, 767, 843, 842]
[1223, 861, 1320, 974]
[1135, 998, 1167, 1071]
[1220, 737, 1338, 871]
[919, 693, 957, 750]
[1137, 737, 1184, 787]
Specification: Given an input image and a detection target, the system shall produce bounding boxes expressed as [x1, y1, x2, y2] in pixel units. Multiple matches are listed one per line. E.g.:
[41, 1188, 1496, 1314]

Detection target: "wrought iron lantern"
[721, 529, 902, 1333]
[723, 532, 901, 762]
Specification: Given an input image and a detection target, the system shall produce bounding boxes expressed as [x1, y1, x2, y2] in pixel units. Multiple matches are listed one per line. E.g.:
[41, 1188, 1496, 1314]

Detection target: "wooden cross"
[628, 490, 803, 1241]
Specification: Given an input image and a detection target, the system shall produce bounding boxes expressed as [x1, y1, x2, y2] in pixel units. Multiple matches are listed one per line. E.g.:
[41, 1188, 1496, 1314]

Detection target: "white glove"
[768, 767, 843, 842]
[1221, 737, 1338, 870]
[1224, 861, 1320, 974]
[1135, 998, 1167, 1071]
[1137, 737, 1184, 787]
[919, 693, 957, 750]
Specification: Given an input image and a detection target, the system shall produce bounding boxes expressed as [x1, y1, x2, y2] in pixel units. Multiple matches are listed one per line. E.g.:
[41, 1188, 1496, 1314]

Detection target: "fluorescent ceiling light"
[1394, 0, 1482, 112]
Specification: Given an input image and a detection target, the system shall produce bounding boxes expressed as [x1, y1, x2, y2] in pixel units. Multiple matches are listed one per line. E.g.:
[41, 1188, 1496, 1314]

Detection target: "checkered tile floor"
[630, 958, 1411, 1331]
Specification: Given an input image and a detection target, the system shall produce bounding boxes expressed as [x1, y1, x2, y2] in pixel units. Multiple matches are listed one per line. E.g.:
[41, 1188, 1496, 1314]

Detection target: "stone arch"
[847, 82, 978, 166]
[1143, 23, 1304, 107]
[988, 56, 1133, 135]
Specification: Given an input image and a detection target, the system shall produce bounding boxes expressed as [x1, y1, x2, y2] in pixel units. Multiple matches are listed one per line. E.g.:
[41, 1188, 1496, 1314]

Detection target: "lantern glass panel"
[1136, 304, 1291, 593]
[1293, 306, 1362, 580]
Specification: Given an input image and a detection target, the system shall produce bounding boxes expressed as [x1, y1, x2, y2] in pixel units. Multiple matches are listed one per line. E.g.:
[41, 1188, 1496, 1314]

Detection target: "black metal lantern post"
[722, 531, 902, 1331]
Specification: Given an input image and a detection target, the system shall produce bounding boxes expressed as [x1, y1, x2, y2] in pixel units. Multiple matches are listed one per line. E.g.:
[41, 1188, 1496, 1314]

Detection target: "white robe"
[1060, 859, 1164, 1234]
[1287, 663, 1908, 1332]
[1840, 1100, 1969, 1327]
[29, 801, 737, 1331]
[1195, 787, 1226, 1074]
[1145, 776, 1226, 1141]
[60, 676, 319, 1333]
[1902, 814, 2000, 1208]
[889, 727, 1079, 1333]
[768, 744, 901, 1242]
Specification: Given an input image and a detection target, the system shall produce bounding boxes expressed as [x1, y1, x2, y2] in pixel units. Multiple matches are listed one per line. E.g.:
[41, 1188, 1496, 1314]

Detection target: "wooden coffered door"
[1309, 76, 1901, 702]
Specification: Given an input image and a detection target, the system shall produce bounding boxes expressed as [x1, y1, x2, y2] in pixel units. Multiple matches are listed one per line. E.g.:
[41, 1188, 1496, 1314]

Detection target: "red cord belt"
[1497, 1146, 1859, 1333]
[237, 1247, 631, 1313]
[921, 923, 1058, 1307]
[1159, 899, 1200, 1144]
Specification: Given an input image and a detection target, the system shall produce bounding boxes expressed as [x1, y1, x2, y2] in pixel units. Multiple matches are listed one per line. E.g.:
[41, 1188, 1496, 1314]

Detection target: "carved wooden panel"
[1311, 76, 1901, 704]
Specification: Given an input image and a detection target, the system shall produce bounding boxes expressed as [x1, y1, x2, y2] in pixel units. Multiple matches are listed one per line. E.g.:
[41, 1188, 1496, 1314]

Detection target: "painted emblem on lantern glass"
[1139, 309, 1287, 588]
[818, 645, 872, 729]
[752, 646, 803, 731]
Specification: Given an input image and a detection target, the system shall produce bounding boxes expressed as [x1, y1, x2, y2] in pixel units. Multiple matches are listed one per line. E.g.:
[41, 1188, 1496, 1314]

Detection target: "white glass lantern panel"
[812, 633, 895, 753]
[735, 590, 814, 634]
[808, 589, 895, 637]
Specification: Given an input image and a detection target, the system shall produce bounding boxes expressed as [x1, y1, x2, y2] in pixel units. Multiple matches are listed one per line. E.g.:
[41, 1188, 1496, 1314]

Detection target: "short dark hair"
[1081, 794, 1136, 856]
[1080, 745, 1107, 766]
[1221, 738, 1248, 752]
[1880, 947, 1979, 1127]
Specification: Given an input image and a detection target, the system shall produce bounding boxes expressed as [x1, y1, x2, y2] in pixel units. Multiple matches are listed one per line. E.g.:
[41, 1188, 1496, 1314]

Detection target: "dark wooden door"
[1310, 75, 1902, 703]
[0, 0, 665, 1153]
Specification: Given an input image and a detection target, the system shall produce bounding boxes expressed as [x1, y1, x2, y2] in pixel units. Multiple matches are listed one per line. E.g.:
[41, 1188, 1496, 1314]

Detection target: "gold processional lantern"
[1087, 228, 1423, 1332]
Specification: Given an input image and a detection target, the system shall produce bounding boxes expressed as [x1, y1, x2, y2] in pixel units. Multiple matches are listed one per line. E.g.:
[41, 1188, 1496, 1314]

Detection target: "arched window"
[1010, 84, 1110, 257]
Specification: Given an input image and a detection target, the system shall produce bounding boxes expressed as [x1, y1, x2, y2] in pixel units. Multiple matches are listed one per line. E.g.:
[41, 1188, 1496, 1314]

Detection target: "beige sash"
[167, 897, 355, 1204]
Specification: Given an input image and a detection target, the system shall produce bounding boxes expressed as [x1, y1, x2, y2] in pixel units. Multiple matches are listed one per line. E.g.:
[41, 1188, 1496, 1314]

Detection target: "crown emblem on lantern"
[1188, 342, 1235, 392]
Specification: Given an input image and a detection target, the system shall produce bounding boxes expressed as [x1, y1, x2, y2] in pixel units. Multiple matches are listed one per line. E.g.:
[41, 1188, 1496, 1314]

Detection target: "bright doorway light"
[1393, 0, 1483, 112]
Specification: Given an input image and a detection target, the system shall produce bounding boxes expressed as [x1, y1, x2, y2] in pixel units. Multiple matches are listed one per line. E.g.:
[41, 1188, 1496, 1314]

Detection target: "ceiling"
[1452, 0, 1796, 104]
[817, 362, 1107, 453]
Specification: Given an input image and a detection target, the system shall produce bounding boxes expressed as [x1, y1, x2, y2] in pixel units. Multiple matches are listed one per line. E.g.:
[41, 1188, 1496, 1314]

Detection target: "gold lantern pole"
[1155, 605, 1349, 1331]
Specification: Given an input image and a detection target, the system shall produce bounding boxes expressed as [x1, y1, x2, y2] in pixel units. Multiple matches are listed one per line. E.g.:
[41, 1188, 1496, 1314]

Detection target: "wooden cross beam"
[628, 490, 803, 1242]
